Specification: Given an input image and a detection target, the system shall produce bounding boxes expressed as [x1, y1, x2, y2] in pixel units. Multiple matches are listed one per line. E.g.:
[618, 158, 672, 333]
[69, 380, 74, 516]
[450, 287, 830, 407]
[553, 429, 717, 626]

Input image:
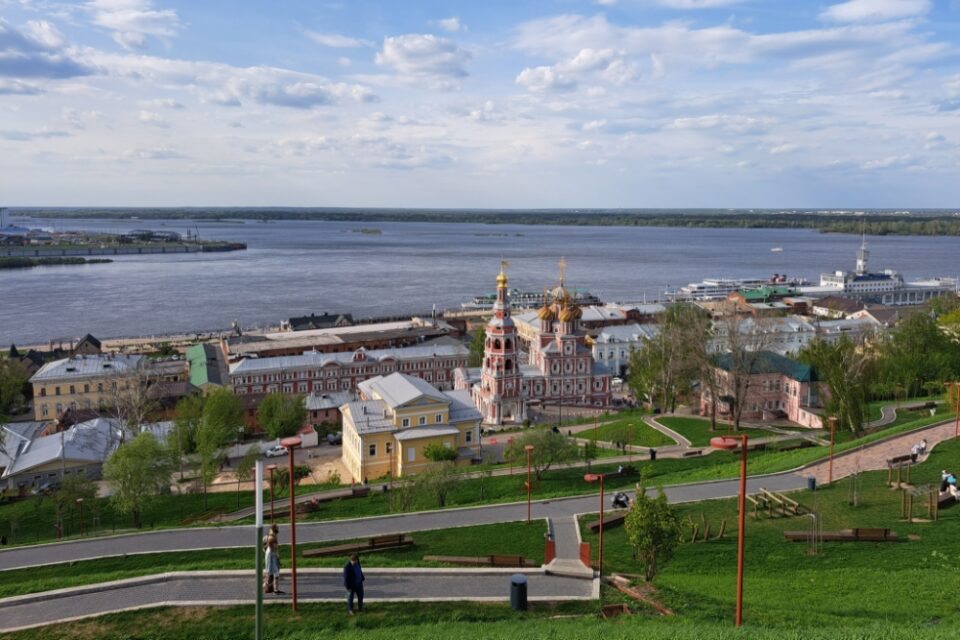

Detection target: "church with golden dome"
[455, 260, 613, 426]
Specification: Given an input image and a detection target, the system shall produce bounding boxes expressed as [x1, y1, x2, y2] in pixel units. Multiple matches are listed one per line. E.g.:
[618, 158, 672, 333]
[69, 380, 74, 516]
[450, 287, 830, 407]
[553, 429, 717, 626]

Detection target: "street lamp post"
[281, 436, 302, 612]
[828, 416, 837, 485]
[583, 473, 606, 578]
[710, 434, 749, 627]
[524, 445, 535, 524]
[627, 423, 633, 464]
[954, 382, 959, 441]
[76, 498, 84, 537]
[266, 464, 277, 524]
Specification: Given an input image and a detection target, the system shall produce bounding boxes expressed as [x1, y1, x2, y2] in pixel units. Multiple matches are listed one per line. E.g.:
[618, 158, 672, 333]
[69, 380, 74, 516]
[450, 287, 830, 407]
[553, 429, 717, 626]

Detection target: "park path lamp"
[76, 498, 84, 537]
[524, 445, 535, 523]
[710, 433, 749, 627]
[583, 473, 606, 578]
[266, 464, 277, 524]
[828, 416, 837, 485]
[627, 423, 633, 464]
[281, 435, 302, 612]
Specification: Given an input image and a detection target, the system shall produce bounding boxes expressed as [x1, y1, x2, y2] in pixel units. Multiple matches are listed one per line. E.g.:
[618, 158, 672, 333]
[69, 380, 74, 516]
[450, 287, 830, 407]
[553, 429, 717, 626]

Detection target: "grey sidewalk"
[0, 569, 596, 633]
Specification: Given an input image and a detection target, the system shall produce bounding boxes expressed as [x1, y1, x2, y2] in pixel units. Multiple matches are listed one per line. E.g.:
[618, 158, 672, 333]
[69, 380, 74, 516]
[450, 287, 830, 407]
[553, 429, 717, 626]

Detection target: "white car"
[264, 445, 286, 458]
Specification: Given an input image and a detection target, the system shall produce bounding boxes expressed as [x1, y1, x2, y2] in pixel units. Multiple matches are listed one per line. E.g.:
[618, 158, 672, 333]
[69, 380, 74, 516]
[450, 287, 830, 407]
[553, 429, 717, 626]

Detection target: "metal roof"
[229, 342, 467, 375]
[343, 401, 395, 434]
[713, 351, 816, 382]
[393, 425, 460, 441]
[304, 391, 353, 411]
[2, 418, 121, 479]
[442, 390, 482, 423]
[31, 354, 144, 382]
[359, 373, 449, 409]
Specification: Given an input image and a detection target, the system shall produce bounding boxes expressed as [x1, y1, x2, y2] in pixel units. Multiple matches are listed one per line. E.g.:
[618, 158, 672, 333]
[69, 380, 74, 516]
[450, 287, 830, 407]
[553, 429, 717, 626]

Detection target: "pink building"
[461, 264, 612, 426]
[700, 351, 824, 429]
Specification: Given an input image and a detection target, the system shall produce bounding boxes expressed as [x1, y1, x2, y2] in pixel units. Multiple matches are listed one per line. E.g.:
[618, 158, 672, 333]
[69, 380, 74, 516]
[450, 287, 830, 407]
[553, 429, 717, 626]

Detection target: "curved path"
[0, 417, 954, 632]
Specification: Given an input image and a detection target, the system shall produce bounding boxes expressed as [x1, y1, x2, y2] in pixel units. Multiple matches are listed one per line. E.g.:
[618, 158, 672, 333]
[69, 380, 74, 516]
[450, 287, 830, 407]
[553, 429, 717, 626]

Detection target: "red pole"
[954, 382, 959, 441]
[598, 474, 605, 579]
[525, 445, 534, 523]
[828, 416, 836, 485]
[267, 465, 276, 524]
[735, 434, 748, 627]
[281, 437, 302, 612]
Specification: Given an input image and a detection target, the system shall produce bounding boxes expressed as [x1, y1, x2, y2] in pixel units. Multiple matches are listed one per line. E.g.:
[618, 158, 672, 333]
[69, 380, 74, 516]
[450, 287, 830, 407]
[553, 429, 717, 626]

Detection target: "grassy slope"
[0, 521, 547, 598]
[579, 417, 674, 448]
[656, 417, 776, 447]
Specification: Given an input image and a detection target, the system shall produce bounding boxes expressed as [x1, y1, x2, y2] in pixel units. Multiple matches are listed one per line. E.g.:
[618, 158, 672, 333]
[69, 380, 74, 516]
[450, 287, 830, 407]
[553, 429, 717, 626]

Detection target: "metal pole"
[282, 437, 301, 612]
[735, 434, 748, 628]
[598, 474, 604, 579]
[255, 460, 264, 640]
[627, 423, 632, 464]
[267, 465, 276, 524]
[828, 416, 837, 485]
[954, 382, 959, 441]
[526, 447, 533, 524]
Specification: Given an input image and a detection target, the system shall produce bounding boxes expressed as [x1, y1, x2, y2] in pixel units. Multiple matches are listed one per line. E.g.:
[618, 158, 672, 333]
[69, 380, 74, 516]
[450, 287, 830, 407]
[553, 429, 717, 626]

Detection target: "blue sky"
[2, 0, 960, 207]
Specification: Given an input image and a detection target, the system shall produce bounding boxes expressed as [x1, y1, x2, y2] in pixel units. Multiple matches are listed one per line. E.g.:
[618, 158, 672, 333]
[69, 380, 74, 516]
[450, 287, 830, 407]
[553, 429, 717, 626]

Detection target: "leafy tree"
[53, 474, 98, 534]
[875, 312, 960, 397]
[582, 440, 599, 471]
[799, 336, 874, 435]
[505, 428, 579, 481]
[624, 485, 680, 581]
[103, 432, 174, 528]
[172, 394, 204, 479]
[712, 306, 776, 430]
[423, 442, 458, 462]
[420, 462, 458, 507]
[196, 388, 243, 506]
[257, 393, 306, 440]
[468, 326, 486, 368]
[0, 358, 28, 429]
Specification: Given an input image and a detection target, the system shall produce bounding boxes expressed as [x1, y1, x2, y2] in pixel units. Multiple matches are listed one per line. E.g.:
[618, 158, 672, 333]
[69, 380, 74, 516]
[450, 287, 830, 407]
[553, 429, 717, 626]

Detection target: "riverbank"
[13, 207, 960, 236]
[0, 257, 112, 269]
[0, 242, 246, 258]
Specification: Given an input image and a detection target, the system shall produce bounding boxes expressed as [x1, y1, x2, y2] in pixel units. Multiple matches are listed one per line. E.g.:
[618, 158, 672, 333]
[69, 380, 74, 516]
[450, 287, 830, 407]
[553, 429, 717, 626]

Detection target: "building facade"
[30, 355, 146, 421]
[340, 373, 481, 482]
[591, 323, 659, 377]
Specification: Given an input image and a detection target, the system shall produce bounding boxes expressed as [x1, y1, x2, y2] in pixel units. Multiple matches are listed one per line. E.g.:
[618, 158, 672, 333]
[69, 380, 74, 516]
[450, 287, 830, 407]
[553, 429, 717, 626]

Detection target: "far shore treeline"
[10, 207, 960, 236]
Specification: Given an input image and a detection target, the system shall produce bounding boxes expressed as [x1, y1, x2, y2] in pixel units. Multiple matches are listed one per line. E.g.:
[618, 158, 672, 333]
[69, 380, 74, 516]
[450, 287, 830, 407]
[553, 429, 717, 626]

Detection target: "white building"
[591, 324, 660, 377]
[708, 315, 817, 357]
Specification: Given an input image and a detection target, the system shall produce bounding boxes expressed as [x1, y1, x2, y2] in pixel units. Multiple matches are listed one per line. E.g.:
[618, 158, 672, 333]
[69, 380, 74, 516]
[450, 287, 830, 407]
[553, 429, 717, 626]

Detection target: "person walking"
[265, 536, 284, 595]
[343, 553, 365, 615]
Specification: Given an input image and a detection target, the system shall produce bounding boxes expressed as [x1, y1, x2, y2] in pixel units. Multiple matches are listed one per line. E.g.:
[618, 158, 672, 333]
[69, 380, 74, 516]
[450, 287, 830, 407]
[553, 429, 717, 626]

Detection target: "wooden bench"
[784, 528, 899, 543]
[888, 454, 914, 466]
[302, 534, 414, 558]
[587, 511, 628, 533]
[682, 449, 703, 458]
[422, 554, 537, 568]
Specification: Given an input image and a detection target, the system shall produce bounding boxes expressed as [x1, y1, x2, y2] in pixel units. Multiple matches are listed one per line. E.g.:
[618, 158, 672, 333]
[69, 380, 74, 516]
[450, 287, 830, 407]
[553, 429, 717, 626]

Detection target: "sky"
[1, 0, 960, 208]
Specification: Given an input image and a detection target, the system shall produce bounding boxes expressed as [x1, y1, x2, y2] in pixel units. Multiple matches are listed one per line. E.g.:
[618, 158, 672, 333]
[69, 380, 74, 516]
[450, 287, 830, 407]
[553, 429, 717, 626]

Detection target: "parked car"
[326, 431, 342, 445]
[264, 445, 286, 458]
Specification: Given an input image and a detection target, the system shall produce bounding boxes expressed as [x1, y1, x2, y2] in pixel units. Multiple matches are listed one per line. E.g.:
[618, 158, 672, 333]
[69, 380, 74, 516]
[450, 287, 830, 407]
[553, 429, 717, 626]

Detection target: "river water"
[2, 216, 958, 345]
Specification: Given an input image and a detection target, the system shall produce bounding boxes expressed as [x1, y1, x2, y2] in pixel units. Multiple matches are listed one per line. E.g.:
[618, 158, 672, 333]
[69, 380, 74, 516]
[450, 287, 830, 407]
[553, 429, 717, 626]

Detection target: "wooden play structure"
[745, 488, 807, 519]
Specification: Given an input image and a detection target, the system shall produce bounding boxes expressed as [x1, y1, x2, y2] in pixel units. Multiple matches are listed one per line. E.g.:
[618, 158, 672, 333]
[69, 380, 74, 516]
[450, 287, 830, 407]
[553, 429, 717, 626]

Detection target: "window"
[402, 418, 410, 427]
[419, 416, 426, 426]
[40, 388, 47, 397]
[69, 385, 75, 395]
[83, 384, 89, 393]
[408, 447, 415, 462]
[369, 443, 377, 457]
[55, 386, 61, 396]
[465, 430, 472, 443]
[435, 413, 443, 423]
[386, 442, 393, 454]
[41, 404, 49, 417]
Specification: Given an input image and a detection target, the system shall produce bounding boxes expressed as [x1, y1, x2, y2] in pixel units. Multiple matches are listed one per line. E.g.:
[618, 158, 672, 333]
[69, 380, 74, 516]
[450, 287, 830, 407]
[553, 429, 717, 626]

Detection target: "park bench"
[422, 554, 537, 568]
[587, 511, 628, 533]
[783, 528, 899, 542]
[302, 533, 414, 558]
[682, 449, 703, 458]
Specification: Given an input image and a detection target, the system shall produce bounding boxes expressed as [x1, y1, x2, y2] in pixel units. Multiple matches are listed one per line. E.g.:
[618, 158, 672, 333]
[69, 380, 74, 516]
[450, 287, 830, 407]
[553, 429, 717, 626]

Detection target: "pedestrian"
[263, 523, 279, 550]
[919, 438, 928, 455]
[910, 444, 919, 462]
[343, 553, 365, 615]
[265, 536, 283, 594]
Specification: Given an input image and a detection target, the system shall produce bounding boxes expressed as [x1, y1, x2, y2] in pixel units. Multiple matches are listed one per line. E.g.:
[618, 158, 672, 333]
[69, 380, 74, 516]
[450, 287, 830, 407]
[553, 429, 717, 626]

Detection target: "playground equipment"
[745, 488, 808, 519]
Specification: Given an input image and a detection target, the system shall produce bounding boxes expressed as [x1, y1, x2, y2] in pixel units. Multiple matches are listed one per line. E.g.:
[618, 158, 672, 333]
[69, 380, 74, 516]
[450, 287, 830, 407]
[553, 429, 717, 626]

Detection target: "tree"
[423, 442, 458, 462]
[236, 444, 259, 509]
[800, 336, 873, 435]
[104, 366, 157, 443]
[420, 462, 458, 508]
[196, 388, 243, 507]
[713, 306, 775, 430]
[103, 432, 174, 528]
[468, 326, 486, 368]
[172, 394, 204, 479]
[0, 358, 28, 437]
[624, 485, 680, 581]
[505, 428, 579, 481]
[582, 440, 599, 471]
[53, 474, 98, 534]
[257, 393, 306, 440]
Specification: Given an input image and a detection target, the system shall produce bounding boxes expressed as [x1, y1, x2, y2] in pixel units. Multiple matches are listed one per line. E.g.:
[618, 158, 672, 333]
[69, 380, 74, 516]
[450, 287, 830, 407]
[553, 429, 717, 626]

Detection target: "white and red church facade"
[456, 263, 613, 426]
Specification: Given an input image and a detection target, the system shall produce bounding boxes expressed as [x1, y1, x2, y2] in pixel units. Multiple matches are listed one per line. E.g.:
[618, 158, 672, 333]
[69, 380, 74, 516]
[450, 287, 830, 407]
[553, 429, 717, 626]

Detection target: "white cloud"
[769, 143, 798, 154]
[433, 17, 465, 33]
[515, 65, 577, 92]
[667, 114, 772, 133]
[582, 119, 606, 131]
[657, 0, 745, 7]
[87, 0, 182, 50]
[337, 57, 352, 67]
[305, 31, 371, 48]
[0, 18, 94, 78]
[137, 109, 169, 127]
[0, 79, 45, 94]
[125, 146, 184, 159]
[820, 0, 930, 23]
[0, 128, 69, 140]
[375, 34, 470, 86]
[141, 97, 183, 109]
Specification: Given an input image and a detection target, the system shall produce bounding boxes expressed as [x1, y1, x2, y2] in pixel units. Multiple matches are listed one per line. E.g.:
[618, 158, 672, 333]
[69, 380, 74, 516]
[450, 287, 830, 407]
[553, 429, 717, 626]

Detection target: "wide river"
[2, 216, 958, 345]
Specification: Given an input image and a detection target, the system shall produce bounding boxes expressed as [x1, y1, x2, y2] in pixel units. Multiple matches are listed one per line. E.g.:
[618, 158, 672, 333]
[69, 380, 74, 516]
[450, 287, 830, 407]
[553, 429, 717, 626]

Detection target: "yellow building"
[340, 373, 482, 482]
[30, 355, 146, 421]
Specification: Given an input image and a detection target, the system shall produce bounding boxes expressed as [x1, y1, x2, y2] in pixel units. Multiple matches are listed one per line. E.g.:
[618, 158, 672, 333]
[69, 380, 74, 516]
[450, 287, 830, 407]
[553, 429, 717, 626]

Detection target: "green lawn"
[579, 418, 675, 448]
[0, 521, 548, 598]
[656, 417, 778, 447]
[579, 436, 960, 631]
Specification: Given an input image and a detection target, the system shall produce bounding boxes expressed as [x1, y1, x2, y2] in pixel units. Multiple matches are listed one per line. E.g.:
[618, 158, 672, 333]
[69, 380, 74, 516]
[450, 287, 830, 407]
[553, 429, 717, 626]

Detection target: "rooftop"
[359, 372, 449, 409]
[229, 342, 468, 375]
[31, 354, 145, 382]
[713, 351, 816, 382]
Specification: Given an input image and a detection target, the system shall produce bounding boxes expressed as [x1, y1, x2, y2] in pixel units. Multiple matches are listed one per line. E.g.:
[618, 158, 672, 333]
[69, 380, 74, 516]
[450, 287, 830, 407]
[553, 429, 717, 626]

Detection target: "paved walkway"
[0, 416, 953, 632]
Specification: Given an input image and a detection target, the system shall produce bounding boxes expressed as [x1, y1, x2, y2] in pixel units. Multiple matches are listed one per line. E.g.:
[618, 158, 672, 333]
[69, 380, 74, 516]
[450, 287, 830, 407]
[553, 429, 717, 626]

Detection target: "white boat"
[770, 247, 783, 252]
[667, 274, 809, 301]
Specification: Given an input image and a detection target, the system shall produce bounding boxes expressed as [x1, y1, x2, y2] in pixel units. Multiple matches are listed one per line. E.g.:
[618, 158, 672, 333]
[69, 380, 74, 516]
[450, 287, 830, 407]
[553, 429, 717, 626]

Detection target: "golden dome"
[538, 303, 555, 321]
[496, 269, 508, 289]
[559, 305, 576, 323]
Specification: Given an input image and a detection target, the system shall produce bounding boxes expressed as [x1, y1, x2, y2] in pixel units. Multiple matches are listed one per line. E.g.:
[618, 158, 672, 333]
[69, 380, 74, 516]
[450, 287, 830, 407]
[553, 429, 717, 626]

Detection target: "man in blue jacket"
[343, 553, 365, 614]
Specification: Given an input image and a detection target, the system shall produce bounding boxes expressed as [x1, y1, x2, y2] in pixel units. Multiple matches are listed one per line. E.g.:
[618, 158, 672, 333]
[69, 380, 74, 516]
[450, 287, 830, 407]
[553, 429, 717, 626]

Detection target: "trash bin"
[510, 573, 528, 611]
[807, 477, 816, 492]
[649, 448, 657, 461]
